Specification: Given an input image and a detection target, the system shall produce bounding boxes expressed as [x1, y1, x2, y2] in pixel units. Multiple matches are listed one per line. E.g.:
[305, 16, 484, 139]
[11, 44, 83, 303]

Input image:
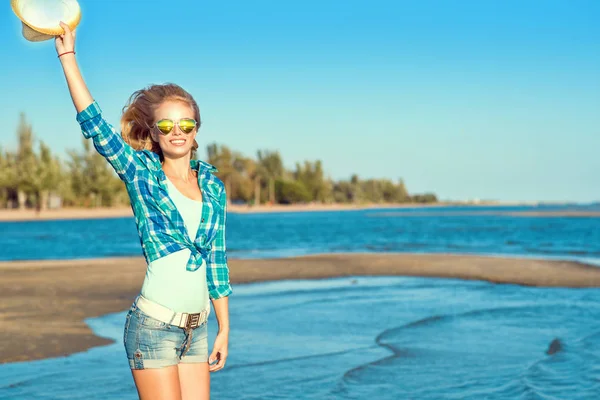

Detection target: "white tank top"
[140, 177, 210, 313]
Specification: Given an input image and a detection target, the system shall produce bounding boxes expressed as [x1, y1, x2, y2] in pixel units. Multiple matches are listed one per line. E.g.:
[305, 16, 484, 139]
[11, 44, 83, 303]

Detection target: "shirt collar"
[191, 159, 219, 173]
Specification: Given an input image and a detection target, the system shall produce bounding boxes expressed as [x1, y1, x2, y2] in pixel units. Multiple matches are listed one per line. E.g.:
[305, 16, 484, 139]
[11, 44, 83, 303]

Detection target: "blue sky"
[1, 0, 599, 203]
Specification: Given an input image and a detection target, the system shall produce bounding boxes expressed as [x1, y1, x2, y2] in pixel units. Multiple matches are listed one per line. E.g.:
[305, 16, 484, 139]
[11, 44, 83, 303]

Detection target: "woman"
[56, 22, 231, 399]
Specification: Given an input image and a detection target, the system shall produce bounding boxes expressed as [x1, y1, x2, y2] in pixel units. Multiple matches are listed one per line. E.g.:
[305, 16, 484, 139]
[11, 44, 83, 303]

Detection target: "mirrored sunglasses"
[155, 118, 198, 135]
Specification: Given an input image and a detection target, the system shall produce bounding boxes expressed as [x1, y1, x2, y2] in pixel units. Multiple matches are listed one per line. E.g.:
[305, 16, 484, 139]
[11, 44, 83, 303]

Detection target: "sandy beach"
[0, 202, 595, 222]
[2, 253, 600, 364]
[0, 202, 500, 222]
[0, 204, 426, 222]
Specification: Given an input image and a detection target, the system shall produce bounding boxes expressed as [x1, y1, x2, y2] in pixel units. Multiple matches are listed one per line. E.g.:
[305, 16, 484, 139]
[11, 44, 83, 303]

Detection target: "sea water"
[1, 205, 600, 398]
[1, 276, 600, 399]
[2, 204, 600, 262]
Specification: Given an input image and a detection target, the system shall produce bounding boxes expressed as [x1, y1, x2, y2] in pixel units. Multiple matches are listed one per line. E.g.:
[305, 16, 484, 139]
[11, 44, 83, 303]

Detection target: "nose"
[172, 123, 183, 136]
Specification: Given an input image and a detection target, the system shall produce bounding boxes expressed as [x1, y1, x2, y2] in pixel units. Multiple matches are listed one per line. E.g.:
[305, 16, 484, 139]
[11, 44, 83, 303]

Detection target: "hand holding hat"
[55, 21, 76, 56]
[13, 0, 92, 118]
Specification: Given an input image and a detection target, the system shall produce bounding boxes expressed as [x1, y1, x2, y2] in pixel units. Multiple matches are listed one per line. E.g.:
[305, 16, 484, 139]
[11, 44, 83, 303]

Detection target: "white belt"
[135, 295, 210, 330]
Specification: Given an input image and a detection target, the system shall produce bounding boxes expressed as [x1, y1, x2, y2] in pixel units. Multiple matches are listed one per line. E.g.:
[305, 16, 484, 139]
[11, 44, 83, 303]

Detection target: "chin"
[162, 146, 193, 160]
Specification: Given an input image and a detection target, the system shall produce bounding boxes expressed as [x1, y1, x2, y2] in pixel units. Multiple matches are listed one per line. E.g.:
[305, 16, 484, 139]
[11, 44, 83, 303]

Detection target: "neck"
[161, 154, 195, 182]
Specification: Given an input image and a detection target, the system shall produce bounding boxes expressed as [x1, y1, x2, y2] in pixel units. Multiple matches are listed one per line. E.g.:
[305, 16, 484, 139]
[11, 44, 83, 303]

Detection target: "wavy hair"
[120, 83, 201, 160]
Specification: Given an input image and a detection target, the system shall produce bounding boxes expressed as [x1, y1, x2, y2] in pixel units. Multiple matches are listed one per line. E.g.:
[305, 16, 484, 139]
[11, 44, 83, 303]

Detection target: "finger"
[72, 29, 77, 40]
[60, 21, 71, 34]
[209, 357, 226, 372]
[208, 356, 220, 370]
[208, 351, 219, 365]
[209, 362, 223, 372]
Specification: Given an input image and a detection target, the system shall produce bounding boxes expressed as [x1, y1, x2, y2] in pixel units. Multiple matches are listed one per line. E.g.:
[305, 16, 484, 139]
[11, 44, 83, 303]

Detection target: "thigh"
[178, 362, 210, 400]
[178, 323, 210, 399]
[132, 365, 182, 400]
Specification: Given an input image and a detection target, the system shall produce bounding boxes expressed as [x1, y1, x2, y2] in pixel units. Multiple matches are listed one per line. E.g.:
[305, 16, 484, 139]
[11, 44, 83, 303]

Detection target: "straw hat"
[11, 0, 81, 42]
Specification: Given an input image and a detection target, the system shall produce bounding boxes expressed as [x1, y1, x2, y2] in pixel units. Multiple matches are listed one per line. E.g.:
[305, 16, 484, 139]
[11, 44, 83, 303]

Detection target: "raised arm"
[56, 22, 138, 182]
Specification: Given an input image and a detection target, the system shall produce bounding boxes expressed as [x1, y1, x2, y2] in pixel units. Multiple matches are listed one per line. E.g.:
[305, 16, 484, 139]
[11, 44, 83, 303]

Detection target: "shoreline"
[0, 203, 465, 222]
[0, 201, 590, 222]
[2, 253, 600, 364]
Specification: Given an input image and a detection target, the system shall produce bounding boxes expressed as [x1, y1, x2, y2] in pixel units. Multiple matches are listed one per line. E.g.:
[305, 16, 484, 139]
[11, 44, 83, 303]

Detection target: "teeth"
[171, 140, 185, 144]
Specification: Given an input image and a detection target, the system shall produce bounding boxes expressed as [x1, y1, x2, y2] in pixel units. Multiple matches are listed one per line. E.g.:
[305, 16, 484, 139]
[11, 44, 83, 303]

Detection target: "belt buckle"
[185, 312, 202, 329]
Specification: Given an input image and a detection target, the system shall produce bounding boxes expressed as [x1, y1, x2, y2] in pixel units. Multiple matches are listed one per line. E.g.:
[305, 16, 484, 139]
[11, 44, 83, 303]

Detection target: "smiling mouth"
[170, 139, 186, 146]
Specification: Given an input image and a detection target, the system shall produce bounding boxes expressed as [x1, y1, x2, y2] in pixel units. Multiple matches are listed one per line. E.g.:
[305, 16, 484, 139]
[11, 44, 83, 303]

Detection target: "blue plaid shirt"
[76, 101, 232, 300]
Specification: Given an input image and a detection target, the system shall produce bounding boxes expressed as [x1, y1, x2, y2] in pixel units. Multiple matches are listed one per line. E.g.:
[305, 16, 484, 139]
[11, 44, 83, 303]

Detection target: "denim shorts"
[123, 302, 209, 370]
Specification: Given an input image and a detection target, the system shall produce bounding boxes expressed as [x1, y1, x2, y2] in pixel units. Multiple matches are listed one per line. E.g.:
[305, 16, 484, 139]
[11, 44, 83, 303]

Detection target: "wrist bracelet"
[58, 50, 76, 58]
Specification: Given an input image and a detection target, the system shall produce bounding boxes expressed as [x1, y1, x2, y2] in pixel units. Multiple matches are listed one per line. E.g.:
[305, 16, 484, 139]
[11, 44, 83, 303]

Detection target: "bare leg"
[178, 362, 210, 400]
[132, 365, 182, 400]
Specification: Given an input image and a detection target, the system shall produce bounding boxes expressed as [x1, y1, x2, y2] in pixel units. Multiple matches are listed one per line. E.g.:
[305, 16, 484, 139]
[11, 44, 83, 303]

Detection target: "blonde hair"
[120, 83, 201, 159]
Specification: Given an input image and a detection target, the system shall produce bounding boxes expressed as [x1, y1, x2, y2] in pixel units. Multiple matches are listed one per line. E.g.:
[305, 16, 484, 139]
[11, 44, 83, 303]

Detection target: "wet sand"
[2, 253, 600, 364]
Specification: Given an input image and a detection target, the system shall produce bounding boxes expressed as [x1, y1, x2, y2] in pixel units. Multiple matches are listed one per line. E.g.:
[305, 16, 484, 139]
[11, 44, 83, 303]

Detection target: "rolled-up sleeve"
[76, 101, 138, 182]
[206, 188, 233, 300]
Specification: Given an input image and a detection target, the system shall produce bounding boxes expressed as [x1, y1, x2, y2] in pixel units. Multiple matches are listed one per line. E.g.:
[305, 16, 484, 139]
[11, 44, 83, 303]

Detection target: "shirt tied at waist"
[185, 241, 212, 272]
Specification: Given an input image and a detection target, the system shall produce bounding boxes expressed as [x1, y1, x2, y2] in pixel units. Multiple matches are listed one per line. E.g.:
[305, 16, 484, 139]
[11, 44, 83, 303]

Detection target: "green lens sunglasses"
[155, 118, 198, 135]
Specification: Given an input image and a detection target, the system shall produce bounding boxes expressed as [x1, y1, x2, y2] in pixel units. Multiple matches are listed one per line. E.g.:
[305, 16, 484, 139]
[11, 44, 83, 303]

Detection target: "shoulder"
[194, 160, 226, 195]
[206, 171, 226, 196]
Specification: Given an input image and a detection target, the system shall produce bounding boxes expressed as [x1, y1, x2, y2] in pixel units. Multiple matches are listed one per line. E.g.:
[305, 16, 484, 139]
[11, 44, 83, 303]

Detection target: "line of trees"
[0, 114, 437, 210]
